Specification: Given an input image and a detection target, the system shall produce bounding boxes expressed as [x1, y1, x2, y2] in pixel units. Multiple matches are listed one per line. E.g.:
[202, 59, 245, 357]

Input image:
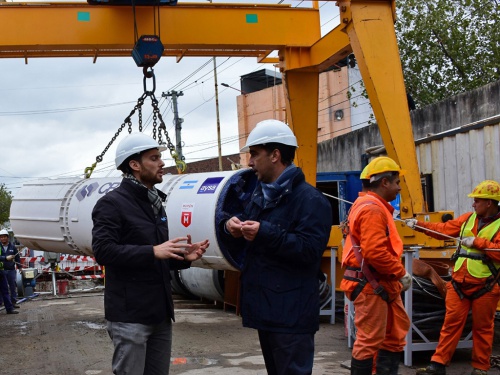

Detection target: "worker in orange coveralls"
[341, 156, 412, 375]
[405, 180, 500, 375]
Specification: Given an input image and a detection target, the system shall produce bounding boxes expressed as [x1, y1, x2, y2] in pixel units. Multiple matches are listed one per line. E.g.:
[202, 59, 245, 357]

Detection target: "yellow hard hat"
[365, 156, 406, 181]
[468, 180, 500, 201]
[360, 165, 370, 180]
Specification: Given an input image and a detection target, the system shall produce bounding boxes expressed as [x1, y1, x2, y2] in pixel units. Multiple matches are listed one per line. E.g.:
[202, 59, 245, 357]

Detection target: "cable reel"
[84, 67, 187, 178]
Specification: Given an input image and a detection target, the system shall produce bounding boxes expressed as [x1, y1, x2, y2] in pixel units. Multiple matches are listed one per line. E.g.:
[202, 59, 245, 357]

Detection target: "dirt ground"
[0, 289, 499, 375]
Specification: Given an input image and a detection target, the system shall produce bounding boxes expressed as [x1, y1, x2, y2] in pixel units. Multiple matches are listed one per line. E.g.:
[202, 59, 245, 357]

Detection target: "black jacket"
[0, 242, 20, 271]
[92, 178, 190, 324]
[221, 168, 332, 333]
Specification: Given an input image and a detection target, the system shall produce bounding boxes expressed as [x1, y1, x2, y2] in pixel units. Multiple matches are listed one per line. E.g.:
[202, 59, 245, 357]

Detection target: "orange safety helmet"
[364, 156, 406, 182]
[468, 180, 500, 201]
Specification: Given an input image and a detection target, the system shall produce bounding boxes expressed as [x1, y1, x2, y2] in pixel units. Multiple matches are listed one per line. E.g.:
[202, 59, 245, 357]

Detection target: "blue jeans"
[4, 269, 17, 303]
[0, 272, 14, 311]
[107, 319, 172, 375]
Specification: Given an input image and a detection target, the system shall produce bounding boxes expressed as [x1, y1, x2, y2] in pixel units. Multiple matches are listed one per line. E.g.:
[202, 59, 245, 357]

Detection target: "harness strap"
[347, 235, 389, 302]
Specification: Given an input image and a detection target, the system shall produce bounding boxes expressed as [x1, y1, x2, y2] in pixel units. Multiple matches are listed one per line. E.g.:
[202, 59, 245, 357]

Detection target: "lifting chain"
[84, 67, 186, 178]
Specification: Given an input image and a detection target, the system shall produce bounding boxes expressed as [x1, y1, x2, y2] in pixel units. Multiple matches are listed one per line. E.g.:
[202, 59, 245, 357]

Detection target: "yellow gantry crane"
[0, 0, 423, 213]
[1, 0, 447, 248]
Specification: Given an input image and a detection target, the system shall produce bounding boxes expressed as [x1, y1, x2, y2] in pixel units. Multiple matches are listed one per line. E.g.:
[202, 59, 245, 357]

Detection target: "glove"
[461, 236, 475, 248]
[405, 218, 418, 229]
[6, 255, 14, 261]
[399, 271, 412, 292]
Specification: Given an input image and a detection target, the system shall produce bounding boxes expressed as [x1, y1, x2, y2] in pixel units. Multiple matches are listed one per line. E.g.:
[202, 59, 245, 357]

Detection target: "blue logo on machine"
[179, 180, 198, 190]
[76, 182, 99, 201]
[197, 177, 224, 194]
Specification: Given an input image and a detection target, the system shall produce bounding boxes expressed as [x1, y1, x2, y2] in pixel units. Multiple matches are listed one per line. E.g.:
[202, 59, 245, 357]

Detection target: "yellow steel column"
[281, 52, 320, 185]
[340, 0, 424, 217]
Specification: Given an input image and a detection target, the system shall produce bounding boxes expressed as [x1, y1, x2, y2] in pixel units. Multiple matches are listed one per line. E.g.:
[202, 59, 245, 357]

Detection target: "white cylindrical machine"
[177, 268, 225, 302]
[10, 169, 258, 272]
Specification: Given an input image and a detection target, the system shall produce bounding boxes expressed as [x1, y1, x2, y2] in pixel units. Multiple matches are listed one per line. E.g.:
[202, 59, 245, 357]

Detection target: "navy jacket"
[222, 167, 332, 333]
[0, 242, 20, 271]
[92, 178, 190, 325]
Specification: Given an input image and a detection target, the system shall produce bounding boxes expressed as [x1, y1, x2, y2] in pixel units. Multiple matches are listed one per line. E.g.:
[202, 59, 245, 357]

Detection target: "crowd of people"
[3, 119, 499, 375]
[89, 122, 500, 375]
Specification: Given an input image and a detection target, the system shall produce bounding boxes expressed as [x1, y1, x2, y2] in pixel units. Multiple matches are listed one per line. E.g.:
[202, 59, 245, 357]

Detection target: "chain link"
[84, 69, 186, 178]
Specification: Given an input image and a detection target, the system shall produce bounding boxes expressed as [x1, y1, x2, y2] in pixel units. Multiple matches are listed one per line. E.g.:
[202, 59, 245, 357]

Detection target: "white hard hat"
[115, 133, 167, 169]
[240, 119, 298, 152]
[0, 229, 8, 236]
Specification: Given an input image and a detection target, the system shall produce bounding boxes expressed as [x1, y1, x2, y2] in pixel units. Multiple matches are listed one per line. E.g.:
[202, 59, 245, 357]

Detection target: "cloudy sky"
[0, 1, 339, 196]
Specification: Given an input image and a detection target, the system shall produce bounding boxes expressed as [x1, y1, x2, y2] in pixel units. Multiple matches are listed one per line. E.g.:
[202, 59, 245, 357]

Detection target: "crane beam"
[0, 3, 320, 60]
[340, 0, 424, 217]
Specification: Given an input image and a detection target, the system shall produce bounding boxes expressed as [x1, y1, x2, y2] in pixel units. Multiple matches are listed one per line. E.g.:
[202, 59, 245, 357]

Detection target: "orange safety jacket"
[416, 211, 500, 284]
[340, 192, 406, 297]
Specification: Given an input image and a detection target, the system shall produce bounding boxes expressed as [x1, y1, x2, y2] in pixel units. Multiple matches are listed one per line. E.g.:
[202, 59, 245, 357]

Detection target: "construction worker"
[221, 120, 333, 375]
[0, 229, 19, 314]
[406, 180, 500, 375]
[341, 156, 411, 375]
[0, 229, 21, 308]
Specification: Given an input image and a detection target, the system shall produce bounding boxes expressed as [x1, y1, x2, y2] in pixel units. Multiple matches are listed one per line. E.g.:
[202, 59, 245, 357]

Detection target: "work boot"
[471, 369, 487, 375]
[375, 349, 402, 375]
[6, 310, 19, 314]
[350, 357, 373, 375]
[416, 362, 446, 375]
[12, 301, 20, 308]
[375, 349, 392, 375]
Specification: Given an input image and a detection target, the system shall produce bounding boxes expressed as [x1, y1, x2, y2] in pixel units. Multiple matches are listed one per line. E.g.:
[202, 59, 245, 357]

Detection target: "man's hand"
[461, 237, 475, 248]
[405, 219, 418, 229]
[6, 255, 15, 261]
[241, 220, 260, 241]
[225, 217, 244, 238]
[153, 237, 192, 260]
[399, 272, 412, 292]
[184, 234, 209, 262]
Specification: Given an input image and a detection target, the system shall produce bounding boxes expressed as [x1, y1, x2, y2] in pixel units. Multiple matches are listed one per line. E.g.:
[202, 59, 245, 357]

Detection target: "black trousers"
[258, 329, 315, 375]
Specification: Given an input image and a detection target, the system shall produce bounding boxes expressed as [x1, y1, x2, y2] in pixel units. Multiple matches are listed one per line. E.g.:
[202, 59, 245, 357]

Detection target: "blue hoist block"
[132, 35, 165, 68]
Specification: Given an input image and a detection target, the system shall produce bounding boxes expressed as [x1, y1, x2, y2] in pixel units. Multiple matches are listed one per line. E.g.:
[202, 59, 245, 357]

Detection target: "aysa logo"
[197, 177, 224, 194]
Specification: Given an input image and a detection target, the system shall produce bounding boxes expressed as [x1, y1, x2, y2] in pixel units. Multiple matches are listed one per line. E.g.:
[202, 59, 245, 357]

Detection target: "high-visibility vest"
[455, 213, 500, 278]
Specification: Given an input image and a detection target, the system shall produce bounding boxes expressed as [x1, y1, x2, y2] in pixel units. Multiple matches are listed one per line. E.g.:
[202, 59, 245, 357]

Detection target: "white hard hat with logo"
[240, 120, 298, 152]
[115, 133, 167, 169]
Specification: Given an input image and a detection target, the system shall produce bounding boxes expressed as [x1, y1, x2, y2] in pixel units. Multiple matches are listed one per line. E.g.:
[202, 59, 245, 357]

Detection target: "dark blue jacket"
[0, 242, 20, 271]
[222, 167, 332, 333]
[92, 178, 190, 325]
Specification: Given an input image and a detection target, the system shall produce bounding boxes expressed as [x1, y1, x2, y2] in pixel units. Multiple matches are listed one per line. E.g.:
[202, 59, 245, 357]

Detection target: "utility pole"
[207, 1, 222, 171]
[213, 57, 223, 171]
[162, 90, 184, 162]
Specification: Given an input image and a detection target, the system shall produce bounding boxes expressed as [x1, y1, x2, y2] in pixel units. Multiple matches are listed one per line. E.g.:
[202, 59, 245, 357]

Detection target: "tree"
[395, 0, 500, 107]
[0, 183, 13, 226]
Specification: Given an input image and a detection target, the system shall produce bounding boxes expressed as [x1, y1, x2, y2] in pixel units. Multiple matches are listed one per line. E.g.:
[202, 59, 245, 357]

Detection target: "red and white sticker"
[181, 203, 194, 228]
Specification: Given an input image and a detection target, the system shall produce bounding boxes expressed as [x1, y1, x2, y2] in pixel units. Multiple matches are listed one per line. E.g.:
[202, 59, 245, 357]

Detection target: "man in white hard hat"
[221, 120, 333, 375]
[0, 229, 21, 309]
[92, 133, 209, 375]
[0, 229, 19, 314]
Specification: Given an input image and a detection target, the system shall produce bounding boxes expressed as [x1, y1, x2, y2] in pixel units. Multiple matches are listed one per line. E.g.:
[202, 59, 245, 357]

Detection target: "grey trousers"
[107, 319, 172, 375]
